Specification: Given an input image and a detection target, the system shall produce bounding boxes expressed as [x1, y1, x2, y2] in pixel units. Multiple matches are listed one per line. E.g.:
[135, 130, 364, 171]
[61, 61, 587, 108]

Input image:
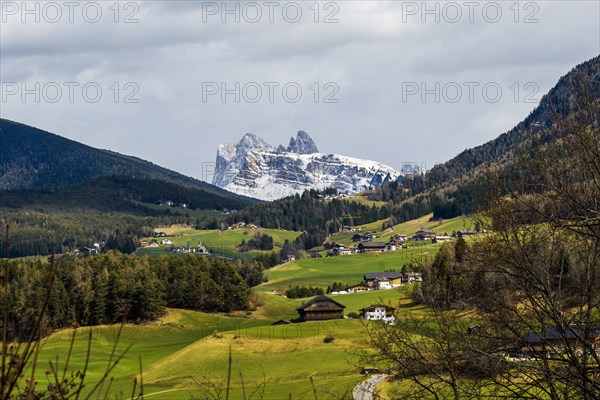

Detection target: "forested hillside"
[4, 252, 251, 340]
[0, 176, 252, 257]
[0, 119, 256, 207]
[372, 55, 600, 219]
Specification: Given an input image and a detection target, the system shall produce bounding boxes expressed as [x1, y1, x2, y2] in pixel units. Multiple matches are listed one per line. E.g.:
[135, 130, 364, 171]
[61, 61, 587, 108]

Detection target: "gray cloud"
[1, 0, 598, 181]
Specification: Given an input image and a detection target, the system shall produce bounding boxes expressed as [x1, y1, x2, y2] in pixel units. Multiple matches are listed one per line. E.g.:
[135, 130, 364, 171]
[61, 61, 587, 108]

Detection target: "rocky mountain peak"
[286, 130, 319, 154]
[237, 133, 272, 153]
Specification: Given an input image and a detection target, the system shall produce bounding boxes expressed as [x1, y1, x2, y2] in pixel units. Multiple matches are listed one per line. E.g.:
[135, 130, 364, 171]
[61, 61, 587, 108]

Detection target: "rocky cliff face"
[212, 131, 402, 201]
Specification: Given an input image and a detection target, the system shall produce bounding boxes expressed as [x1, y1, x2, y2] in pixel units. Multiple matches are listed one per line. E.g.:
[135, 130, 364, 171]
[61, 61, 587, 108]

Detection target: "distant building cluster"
[154, 200, 188, 208]
[325, 228, 479, 257]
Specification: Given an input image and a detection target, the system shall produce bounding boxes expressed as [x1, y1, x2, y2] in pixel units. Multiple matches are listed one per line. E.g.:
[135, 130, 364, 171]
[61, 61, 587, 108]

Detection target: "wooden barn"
[296, 295, 346, 322]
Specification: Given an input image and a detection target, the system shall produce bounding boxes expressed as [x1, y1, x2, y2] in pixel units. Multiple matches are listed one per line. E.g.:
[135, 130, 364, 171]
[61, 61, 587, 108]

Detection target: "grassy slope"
[32, 215, 448, 398]
[328, 213, 474, 246]
[136, 226, 302, 258]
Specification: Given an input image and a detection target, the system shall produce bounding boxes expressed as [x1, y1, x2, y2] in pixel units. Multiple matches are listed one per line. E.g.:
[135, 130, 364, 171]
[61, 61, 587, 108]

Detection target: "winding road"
[353, 374, 389, 400]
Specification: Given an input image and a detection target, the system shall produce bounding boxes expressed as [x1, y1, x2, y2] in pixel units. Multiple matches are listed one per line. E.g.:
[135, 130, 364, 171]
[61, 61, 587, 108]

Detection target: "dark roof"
[525, 325, 600, 343]
[364, 272, 403, 280]
[358, 241, 387, 248]
[416, 229, 436, 234]
[296, 295, 346, 311]
[272, 320, 293, 325]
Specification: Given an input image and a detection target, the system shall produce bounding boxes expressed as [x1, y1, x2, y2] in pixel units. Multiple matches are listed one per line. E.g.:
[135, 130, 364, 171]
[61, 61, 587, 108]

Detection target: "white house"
[161, 238, 173, 245]
[374, 278, 393, 290]
[385, 243, 397, 251]
[359, 305, 396, 325]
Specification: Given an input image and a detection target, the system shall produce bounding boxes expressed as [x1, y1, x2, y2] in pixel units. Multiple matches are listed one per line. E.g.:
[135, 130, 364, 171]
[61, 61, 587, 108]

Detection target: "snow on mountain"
[212, 131, 403, 201]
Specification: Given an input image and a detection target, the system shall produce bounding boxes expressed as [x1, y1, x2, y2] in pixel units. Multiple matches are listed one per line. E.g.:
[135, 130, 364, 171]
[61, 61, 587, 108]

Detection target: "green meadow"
[136, 226, 302, 259]
[29, 215, 456, 398]
[32, 288, 428, 399]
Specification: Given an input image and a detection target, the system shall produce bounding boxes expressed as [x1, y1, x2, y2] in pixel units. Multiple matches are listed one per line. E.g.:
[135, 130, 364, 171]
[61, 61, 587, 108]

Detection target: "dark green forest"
[1, 252, 251, 340]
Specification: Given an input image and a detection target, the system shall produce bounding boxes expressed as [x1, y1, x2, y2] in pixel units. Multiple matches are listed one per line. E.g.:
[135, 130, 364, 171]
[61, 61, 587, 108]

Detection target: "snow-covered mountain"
[212, 131, 403, 201]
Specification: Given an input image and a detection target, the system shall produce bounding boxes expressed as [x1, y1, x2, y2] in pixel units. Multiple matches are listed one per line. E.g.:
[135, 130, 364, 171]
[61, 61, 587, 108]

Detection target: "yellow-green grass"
[137, 226, 302, 258]
[254, 288, 414, 321]
[258, 243, 441, 294]
[141, 319, 371, 399]
[392, 213, 476, 236]
[329, 214, 475, 246]
[29, 264, 435, 398]
[30, 309, 268, 397]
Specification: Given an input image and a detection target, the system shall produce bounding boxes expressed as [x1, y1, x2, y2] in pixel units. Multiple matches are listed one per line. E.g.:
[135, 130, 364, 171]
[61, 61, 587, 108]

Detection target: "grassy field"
[32, 286, 428, 399]
[29, 214, 454, 398]
[258, 243, 441, 294]
[136, 226, 303, 259]
[328, 213, 475, 246]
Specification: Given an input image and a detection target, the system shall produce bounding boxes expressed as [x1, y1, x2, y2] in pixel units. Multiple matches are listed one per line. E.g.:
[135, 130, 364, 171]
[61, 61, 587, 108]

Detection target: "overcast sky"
[1, 0, 598, 182]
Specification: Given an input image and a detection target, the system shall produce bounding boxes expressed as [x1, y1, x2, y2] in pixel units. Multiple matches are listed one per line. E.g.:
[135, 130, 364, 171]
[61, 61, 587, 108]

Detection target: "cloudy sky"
[1, 0, 598, 182]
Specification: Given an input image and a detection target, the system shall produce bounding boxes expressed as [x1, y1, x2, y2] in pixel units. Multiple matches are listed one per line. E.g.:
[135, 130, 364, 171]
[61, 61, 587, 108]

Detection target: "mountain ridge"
[212, 130, 404, 200]
[0, 118, 258, 207]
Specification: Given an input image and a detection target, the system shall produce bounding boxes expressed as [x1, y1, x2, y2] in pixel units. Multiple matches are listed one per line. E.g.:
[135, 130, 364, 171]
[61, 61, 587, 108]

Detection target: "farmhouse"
[457, 230, 478, 239]
[357, 242, 387, 253]
[413, 229, 437, 241]
[351, 234, 363, 242]
[364, 272, 403, 287]
[347, 283, 370, 293]
[332, 244, 358, 256]
[161, 238, 173, 245]
[402, 272, 423, 284]
[342, 225, 356, 233]
[360, 304, 396, 325]
[390, 234, 408, 244]
[296, 295, 346, 322]
[522, 325, 600, 357]
[433, 235, 453, 243]
[385, 243, 397, 251]
[374, 278, 392, 290]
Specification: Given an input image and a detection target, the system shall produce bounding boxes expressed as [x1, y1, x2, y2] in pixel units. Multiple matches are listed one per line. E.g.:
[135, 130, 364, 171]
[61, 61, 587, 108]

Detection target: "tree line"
[1, 251, 251, 341]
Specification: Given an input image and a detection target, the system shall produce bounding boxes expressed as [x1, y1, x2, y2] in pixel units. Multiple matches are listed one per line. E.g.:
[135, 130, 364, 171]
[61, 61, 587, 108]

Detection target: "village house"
[347, 283, 370, 293]
[330, 243, 358, 256]
[284, 255, 296, 262]
[522, 325, 600, 358]
[342, 225, 356, 233]
[413, 229, 437, 241]
[357, 242, 387, 253]
[390, 234, 409, 244]
[364, 272, 403, 287]
[161, 238, 173, 245]
[154, 231, 167, 237]
[360, 304, 396, 325]
[402, 272, 423, 284]
[296, 295, 346, 322]
[373, 278, 393, 290]
[433, 235, 453, 243]
[385, 243, 397, 251]
[351, 233, 364, 242]
[457, 230, 478, 239]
